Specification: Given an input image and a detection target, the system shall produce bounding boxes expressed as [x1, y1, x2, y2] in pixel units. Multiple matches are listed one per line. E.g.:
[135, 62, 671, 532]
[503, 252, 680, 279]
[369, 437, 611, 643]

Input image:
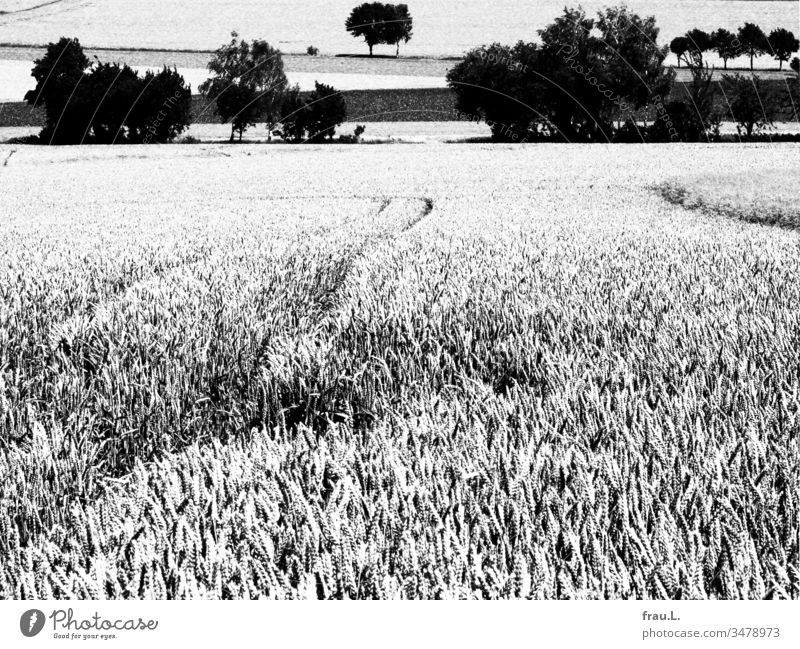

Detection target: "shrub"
[128, 67, 192, 144]
[280, 82, 347, 142]
[338, 124, 366, 143]
[791, 57, 800, 74]
[80, 62, 141, 144]
[23, 39, 192, 145]
[720, 73, 778, 137]
[24, 37, 89, 144]
[307, 45, 320, 56]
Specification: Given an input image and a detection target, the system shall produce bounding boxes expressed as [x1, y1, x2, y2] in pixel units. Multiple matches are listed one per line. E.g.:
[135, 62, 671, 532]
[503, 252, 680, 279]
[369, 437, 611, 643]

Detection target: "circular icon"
[20, 609, 46, 638]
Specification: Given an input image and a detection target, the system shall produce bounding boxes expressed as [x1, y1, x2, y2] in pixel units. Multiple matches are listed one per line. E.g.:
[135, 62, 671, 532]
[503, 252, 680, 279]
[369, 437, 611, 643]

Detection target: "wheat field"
[0, 143, 798, 599]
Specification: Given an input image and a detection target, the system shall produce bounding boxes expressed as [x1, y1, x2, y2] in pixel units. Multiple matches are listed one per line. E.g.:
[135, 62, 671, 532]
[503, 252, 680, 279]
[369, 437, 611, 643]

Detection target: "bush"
[792, 57, 800, 74]
[24, 37, 89, 144]
[23, 37, 192, 144]
[280, 82, 347, 143]
[447, 5, 673, 143]
[81, 62, 141, 143]
[128, 67, 192, 144]
[338, 124, 366, 143]
[307, 46, 320, 56]
[720, 73, 778, 137]
[648, 100, 707, 142]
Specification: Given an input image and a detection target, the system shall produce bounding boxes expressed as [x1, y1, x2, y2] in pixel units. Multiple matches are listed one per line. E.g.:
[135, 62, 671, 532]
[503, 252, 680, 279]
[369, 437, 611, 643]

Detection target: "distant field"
[0, 0, 796, 61]
[0, 143, 798, 599]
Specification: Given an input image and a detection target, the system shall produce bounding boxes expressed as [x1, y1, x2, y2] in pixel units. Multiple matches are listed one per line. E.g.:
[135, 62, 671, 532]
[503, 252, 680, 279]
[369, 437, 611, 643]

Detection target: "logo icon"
[20, 609, 46, 637]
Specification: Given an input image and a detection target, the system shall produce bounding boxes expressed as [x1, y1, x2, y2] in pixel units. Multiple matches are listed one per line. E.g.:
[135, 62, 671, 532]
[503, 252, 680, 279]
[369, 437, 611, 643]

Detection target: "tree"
[345, 3, 413, 56]
[280, 82, 347, 142]
[792, 57, 800, 75]
[767, 28, 799, 70]
[24, 37, 90, 144]
[738, 23, 768, 70]
[447, 6, 673, 143]
[346, 3, 387, 56]
[199, 32, 288, 142]
[711, 28, 739, 69]
[720, 73, 777, 137]
[81, 62, 141, 143]
[670, 36, 690, 68]
[127, 67, 192, 143]
[382, 4, 413, 57]
[685, 28, 713, 62]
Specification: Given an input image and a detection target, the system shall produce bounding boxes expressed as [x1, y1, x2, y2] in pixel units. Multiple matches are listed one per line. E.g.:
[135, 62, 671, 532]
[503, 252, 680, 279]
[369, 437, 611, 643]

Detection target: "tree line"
[446, 6, 800, 143]
[669, 24, 799, 71]
[22, 33, 354, 145]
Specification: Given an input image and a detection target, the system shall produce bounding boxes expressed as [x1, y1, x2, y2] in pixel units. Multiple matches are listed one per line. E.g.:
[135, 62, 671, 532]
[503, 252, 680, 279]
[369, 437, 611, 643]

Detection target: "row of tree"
[24, 34, 351, 144]
[446, 6, 798, 143]
[669, 24, 799, 70]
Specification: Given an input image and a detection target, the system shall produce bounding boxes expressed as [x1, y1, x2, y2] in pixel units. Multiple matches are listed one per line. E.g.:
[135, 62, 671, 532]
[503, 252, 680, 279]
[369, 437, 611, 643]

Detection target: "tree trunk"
[723, 58, 727, 70]
[396, 42, 400, 57]
[779, 59, 783, 70]
[750, 53, 754, 70]
[229, 125, 235, 143]
[369, 44, 373, 56]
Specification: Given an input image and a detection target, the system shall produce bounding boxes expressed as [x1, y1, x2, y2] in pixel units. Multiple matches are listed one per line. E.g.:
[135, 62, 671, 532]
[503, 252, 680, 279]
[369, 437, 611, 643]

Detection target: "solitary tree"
[737, 23, 768, 70]
[345, 3, 413, 56]
[711, 28, 739, 69]
[767, 28, 799, 70]
[24, 37, 90, 143]
[670, 36, 690, 67]
[199, 32, 288, 142]
[382, 4, 413, 57]
[346, 3, 386, 56]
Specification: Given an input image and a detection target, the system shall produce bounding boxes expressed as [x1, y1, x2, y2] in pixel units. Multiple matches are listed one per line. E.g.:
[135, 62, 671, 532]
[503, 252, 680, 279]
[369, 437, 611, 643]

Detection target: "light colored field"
[1, 143, 799, 599]
[0, 57, 447, 102]
[0, 0, 796, 62]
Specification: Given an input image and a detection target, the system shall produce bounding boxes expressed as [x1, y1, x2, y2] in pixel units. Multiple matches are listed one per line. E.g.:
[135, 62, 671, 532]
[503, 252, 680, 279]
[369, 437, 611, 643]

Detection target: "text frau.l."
[50, 609, 158, 632]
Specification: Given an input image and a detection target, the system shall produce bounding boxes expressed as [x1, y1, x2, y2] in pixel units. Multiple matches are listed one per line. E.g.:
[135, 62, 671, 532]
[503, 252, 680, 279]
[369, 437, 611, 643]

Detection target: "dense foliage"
[24, 38, 191, 144]
[280, 82, 347, 142]
[447, 6, 673, 142]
